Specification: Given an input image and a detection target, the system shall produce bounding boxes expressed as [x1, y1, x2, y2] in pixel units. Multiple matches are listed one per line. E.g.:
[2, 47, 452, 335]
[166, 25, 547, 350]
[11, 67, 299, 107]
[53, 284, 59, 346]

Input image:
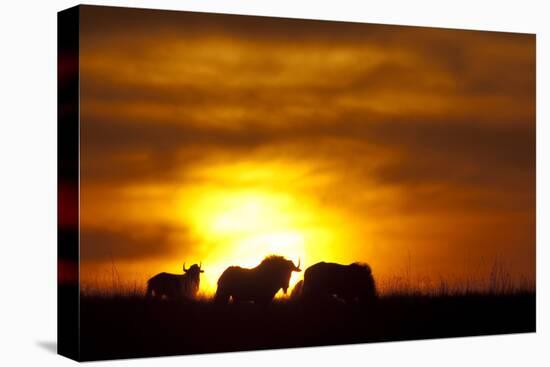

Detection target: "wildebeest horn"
[295, 258, 301, 271]
[183, 262, 188, 272]
[199, 262, 204, 273]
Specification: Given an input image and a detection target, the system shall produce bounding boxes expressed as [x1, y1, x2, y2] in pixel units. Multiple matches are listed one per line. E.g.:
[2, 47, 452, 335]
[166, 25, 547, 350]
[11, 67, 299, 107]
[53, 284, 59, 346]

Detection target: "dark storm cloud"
[80, 117, 271, 183]
[78, 5, 424, 44]
[80, 115, 535, 229]
[81, 111, 534, 193]
[79, 5, 533, 45]
[80, 225, 196, 262]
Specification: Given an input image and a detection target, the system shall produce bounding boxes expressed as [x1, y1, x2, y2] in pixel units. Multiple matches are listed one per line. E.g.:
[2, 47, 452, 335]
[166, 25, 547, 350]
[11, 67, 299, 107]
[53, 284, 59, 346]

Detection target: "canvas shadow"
[36, 340, 57, 354]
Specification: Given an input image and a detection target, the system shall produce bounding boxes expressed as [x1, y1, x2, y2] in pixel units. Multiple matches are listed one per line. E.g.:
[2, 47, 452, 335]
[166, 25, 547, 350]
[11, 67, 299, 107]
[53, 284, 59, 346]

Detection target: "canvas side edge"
[57, 5, 81, 362]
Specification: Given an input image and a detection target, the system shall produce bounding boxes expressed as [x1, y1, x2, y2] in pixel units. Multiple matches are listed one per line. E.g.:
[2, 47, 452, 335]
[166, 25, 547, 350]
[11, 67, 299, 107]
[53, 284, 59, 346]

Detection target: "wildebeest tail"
[365, 270, 377, 300]
[145, 278, 154, 298]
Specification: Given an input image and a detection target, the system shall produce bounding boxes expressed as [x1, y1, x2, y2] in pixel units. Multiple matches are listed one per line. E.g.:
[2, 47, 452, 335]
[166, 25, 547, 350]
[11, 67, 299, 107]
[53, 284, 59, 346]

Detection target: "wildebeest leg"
[257, 300, 271, 309]
[214, 290, 230, 304]
[303, 291, 334, 306]
[342, 295, 356, 304]
[359, 293, 377, 308]
[145, 285, 154, 299]
[254, 295, 273, 309]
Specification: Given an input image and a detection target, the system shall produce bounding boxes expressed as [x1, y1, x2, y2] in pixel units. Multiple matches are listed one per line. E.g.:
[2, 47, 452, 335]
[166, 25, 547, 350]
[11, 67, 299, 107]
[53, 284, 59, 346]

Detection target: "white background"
[0, 0, 548, 365]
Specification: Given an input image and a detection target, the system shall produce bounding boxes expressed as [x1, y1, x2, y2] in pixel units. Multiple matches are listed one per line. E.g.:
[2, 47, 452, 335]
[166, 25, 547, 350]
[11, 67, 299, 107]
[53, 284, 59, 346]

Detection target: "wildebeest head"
[259, 255, 301, 294]
[183, 262, 204, 297]
[183, 262, 204, 278]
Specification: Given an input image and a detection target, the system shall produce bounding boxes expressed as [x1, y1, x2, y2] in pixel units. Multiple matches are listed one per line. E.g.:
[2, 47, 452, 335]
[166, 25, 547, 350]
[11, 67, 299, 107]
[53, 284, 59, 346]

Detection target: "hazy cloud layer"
[80, 225, 197, 262]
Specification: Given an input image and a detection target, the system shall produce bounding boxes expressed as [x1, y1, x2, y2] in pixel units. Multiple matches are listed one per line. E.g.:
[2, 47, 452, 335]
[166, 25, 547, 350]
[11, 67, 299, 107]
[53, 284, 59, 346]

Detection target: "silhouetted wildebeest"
[145, 263, 204, 300]
[290, 279, 304, 300]
[215, 255, 301, 305]
[301, 262, 376, 304]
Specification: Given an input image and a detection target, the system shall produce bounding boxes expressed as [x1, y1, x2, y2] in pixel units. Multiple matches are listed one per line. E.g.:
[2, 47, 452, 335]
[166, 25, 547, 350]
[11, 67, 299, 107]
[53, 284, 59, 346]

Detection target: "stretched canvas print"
[58, 5, 536, 361]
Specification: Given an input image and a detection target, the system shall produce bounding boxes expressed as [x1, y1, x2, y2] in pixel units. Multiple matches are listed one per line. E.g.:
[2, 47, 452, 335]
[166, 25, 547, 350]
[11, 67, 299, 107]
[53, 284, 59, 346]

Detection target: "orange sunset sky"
[78, 6, 535, 294]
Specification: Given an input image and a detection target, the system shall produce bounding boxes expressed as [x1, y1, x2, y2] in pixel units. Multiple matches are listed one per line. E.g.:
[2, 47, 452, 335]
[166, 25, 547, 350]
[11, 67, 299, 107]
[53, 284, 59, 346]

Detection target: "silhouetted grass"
[81, 256, 534, 299]
[77, 258, 535, 361]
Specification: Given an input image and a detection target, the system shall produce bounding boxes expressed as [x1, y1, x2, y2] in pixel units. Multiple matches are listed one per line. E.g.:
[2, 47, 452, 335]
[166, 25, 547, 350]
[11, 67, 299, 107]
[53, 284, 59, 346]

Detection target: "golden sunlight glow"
[175, 184, 343, 295]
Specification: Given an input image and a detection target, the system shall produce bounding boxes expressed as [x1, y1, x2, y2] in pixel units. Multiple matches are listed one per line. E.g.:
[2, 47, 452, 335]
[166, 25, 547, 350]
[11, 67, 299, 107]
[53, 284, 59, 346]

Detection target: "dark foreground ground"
[79, 292, 535, 361]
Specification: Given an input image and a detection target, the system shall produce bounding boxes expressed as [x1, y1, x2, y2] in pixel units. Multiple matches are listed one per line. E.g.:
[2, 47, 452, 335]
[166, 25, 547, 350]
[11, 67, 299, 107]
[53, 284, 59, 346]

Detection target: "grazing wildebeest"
[290, 279, 304, 300]
[214, 255, 301, 305]
[145, 263, 204, 300]
[301, 261, 376, 304]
